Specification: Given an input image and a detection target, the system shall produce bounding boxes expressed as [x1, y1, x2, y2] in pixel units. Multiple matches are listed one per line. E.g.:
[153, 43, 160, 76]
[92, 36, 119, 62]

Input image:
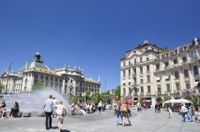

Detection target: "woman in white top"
[55, 101, 66, 132]
[98, 101, 102, 114]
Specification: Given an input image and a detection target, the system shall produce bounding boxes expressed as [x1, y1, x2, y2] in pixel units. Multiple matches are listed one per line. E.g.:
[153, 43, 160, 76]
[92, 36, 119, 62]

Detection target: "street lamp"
[180, 91, 183, 105]
[196, 89, 199, 105]
[168, 92, 171, 107]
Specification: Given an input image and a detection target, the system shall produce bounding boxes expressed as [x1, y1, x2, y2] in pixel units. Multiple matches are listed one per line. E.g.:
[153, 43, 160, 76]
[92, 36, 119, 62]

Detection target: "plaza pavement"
[0, 109, 200, 132]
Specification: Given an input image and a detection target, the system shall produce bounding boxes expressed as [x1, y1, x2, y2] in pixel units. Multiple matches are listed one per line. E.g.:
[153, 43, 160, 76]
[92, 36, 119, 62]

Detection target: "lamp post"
[180, 91, 183, 105]
[196, 89, 199, 105]
[168, 92, 171, 107]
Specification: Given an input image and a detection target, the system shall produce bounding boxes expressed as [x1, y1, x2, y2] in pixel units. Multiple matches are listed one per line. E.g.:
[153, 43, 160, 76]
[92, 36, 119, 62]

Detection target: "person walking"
[8, 102, 19, 118]
[43, 95, 54, 130]
[116, 103, 123, 126]
[122, 100, 132, 127]
[55, 101, 66, 132]
[98, 101, 102, 114]
[180, 104, 188, 122]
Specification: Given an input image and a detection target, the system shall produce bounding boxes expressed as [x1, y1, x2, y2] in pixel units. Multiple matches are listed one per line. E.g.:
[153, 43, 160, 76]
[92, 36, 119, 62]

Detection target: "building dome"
[19, 51, 50, 71]
[19, 60, 50, 71]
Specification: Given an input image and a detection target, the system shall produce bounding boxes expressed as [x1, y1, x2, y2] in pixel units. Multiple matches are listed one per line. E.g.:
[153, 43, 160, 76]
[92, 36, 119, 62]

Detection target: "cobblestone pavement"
[0, 110, 200, 132]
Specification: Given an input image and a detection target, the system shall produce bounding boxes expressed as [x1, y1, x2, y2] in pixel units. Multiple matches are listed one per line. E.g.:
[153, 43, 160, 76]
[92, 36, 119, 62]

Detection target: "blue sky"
[0, 0, 200, 92]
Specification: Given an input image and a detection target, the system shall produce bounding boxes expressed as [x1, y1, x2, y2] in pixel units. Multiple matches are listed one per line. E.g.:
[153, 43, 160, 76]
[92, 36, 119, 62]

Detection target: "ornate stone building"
[120, 38, 200, 106]
[0, 51, 101, 96]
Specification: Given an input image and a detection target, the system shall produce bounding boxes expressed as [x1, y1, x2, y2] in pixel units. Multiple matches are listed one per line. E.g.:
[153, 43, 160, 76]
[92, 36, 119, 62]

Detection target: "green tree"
[115, 85, 121, 101]
[138, 98, 146, 105]
[190, 95, 200, 108]
[69, 95, 80, 103]
[159, 96, 171, 104]
[32, 81, 46, 91]
[92, 93, 107, 103]
[0, 82, 4, 93]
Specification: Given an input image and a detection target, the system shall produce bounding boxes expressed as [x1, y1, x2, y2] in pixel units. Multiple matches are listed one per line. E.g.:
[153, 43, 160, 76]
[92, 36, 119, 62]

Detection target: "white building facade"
[0, 51, 101, 96]
[120, 38, 200, 106]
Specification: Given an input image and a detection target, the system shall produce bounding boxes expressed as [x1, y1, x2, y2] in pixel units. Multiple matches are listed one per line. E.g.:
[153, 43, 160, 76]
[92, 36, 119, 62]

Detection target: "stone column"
[62, 77, 66, 94]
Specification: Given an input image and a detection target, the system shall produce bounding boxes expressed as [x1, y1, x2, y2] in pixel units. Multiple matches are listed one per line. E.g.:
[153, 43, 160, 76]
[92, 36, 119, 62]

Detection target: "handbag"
[62, 106, 67, 116]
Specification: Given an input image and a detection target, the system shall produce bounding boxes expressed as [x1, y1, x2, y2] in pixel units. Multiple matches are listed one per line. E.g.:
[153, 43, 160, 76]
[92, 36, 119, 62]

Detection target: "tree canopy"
[0, 82, 4, 93]
[32, 81, 46, 91]
[115, 85, 121, 101]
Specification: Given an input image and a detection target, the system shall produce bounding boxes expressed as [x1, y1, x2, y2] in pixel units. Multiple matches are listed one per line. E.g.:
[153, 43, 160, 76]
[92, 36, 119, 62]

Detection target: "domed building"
[0, 51, 101, 96]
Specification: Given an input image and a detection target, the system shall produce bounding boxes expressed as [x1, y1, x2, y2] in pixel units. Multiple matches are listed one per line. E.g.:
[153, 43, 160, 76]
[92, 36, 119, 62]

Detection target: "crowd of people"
[68, 100, 107, 115]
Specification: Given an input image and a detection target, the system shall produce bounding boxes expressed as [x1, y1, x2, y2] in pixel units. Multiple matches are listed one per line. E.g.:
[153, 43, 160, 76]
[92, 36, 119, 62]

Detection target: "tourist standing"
[116, 103, 123, 126]
[43, 95, 54, 130]
[0, 100, 7, 118]
[8, 102, 19, 118]
[55, 101, 66, 132]
[137, 102, 140, 112]
[122, 100, 131, 127]
[53, 97, 57, 117]
[98, 100, 102, 114]
[168, 106, 172, 118]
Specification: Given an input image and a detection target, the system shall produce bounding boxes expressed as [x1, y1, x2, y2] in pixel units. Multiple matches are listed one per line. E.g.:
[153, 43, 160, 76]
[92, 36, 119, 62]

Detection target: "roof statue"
[194, 37, 198, 45]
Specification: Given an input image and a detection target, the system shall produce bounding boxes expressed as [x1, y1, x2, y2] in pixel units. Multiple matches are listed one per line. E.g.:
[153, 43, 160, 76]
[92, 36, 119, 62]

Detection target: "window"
[147, 86, 151, 93]
[183, 56, 187, 62]
[129, 61, 131, 65]
[194, 65, 199, 75]
[134, 78, 137, 85]
[145, 48, 148, 51]
[140, 78, 143, 83]
[134, 69, 136, 75]
[157, 86, 161, 95]
[123, 88, 126, 95]
[175, 71, 179, 79]
[176, 83, 179, 90]
[184, 69, 188, 77]
[166, 84, 170, 92]
[140, 67, 143, 73]
[147, 65, 150, 72]
[129, 69, 131, 76]
[166, 53, 169, 57]
[134, 59, 137, 65]
[146, 55, 149, 61]
[129, 88, 131, 94]
[147, 75, 150, 82]
[141, 87, 144, 93]
[192, 51, 197, 58]
[174, 59, 178, 64]
[156, 64, 160, 69]
[140, 57, 142, 63]
[175, 50, 177, 54]
[165, 61, 169, 67]
[123, 71, 126, 77]
[186, 84, 190, 89]
[123, 62, 126, 67]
